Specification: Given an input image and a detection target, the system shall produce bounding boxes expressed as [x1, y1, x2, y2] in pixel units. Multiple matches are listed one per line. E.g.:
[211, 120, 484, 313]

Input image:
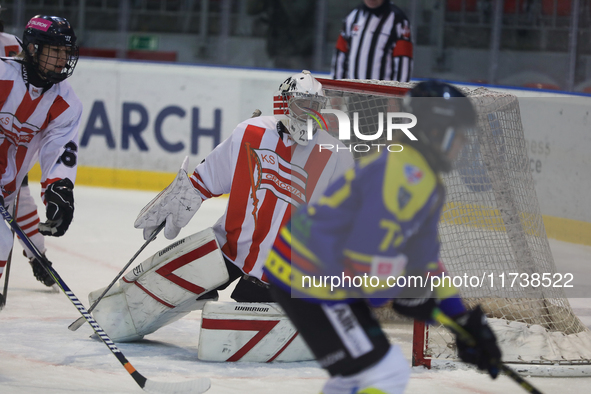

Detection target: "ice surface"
[1, 185, 589, 393]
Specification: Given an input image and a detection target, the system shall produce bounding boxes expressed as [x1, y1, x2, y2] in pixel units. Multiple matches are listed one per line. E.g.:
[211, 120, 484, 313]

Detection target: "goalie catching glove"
[39, 178, 74, 237]
[134, 157, 202, 240]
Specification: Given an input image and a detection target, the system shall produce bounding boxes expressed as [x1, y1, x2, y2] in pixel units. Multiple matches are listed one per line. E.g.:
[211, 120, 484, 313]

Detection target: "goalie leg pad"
[197, 301, 315, 362]
[90, 227, 229, 342]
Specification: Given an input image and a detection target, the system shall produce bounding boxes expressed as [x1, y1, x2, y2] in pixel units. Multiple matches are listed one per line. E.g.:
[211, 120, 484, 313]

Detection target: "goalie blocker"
[90, 228, 229, 342]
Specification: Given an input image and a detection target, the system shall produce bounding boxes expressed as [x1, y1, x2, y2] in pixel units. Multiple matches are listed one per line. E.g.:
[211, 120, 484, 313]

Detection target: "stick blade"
[68, 316, 86, 331]
[143, 377, 211, 394]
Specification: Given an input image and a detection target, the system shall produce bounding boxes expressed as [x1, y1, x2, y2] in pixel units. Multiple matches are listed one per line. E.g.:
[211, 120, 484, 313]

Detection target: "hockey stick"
[0, 205, 210, 394]
[2, 192, 19, 308]
[68, 222, 165, 331]
[432, 308, 543, 394]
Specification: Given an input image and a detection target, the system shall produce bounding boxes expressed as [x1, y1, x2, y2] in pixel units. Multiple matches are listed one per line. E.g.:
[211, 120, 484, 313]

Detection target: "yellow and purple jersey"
[264, 145, 460, 304]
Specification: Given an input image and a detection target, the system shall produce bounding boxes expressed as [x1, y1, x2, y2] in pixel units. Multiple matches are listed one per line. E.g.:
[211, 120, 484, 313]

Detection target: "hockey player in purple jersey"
[264, 80, 502, 394]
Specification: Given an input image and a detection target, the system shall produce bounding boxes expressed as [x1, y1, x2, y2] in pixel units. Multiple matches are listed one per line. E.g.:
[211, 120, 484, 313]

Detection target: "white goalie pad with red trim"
[89, 228, 228, 342]
[197, 301, 314, 362]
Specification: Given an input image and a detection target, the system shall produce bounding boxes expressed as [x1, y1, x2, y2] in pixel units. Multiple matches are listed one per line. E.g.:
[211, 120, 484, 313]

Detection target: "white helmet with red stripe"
[273, 70, 327, 146]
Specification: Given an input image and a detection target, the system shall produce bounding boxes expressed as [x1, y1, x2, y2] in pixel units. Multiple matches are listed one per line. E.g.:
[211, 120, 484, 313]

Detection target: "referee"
[331, 0, 413, 82]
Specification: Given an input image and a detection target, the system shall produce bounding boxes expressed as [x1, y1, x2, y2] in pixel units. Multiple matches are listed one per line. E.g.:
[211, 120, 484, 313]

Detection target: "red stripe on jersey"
[0, 80, 14, 109]
[280, 204, 292, 230]
[15, 91, 43, 124]
[336, 34, 349, 53]
[41, 178, 61, 189]
[292, 249, 321, 274]
[41, 95, 70, 129]
[278, 161, 307, 185]
[4, 45, 19, 57]
[222, 125, 267, 262]
[392, 39, 413, 58]
[262, 167, 305, 195]
[260, 180, 305, 207]
[273, 232, 293, 261]
[242, 139, 292, 273]
[344, 258, 371, 275]
[304, 147, 332, 201]
[190, 172, 214, 199]
[4, 145, 28, 194]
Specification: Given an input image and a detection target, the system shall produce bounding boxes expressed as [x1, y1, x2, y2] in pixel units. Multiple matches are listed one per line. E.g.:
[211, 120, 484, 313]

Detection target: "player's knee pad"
[321, 346, 410, 394]
[197, 301, 315, 362]
[90, 228, 229, 342]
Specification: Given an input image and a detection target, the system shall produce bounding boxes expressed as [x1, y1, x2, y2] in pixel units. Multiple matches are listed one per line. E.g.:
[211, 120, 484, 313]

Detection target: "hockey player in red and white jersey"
[0, 14, 57, 290]
[90, 71, 354, 343]
[0, 15, 82, 309]
[138, 70, 354, 301]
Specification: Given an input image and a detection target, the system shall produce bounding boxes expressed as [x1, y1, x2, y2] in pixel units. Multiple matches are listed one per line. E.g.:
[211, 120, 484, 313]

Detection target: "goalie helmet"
[22, 15, 79, 83]
[274, 70, 327, 146]
[403, 80, 476, 173]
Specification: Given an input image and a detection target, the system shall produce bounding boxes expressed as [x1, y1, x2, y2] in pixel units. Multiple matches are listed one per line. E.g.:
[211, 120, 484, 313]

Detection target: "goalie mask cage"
[316, 78, 591, 376]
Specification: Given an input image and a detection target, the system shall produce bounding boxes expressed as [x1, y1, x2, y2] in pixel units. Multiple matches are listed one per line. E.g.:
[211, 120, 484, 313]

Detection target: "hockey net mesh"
[318, 79, 591, 367]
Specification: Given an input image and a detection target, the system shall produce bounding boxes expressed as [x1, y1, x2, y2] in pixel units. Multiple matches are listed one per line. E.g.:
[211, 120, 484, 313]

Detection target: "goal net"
[317, 78, 591, 376]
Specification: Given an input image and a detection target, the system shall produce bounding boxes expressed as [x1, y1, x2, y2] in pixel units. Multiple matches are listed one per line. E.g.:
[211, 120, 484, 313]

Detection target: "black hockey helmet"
[403, 80, 476, 172]
[22, 15, 79, 83]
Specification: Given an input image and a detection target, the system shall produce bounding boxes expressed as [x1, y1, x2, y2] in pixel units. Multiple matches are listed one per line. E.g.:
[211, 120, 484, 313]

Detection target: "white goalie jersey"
[189, 115, 354, 282]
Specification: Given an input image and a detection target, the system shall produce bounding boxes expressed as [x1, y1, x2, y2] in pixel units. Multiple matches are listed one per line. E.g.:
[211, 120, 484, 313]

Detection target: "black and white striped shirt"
[330, 2, 413, 81]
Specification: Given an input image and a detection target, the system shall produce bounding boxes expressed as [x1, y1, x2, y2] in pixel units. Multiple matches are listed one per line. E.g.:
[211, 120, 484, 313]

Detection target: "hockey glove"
[39, 178, 74, 237]
[454, 306, 501, 379]
[28, 253, 56, 287]
[391, 276, 437, 321]
[134, 157, 202, 240]
[391, 297, 438, 321]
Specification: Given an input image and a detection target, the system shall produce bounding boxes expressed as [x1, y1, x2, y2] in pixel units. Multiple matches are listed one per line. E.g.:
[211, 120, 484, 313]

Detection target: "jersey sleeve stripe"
[335, 34, 349, 53]
[41, 95, 71, 129]
[0, 80, 14, 109]
[190, 172, 214, 199]
[392, 39, 413, 58]
[15, 91, 43, 123]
